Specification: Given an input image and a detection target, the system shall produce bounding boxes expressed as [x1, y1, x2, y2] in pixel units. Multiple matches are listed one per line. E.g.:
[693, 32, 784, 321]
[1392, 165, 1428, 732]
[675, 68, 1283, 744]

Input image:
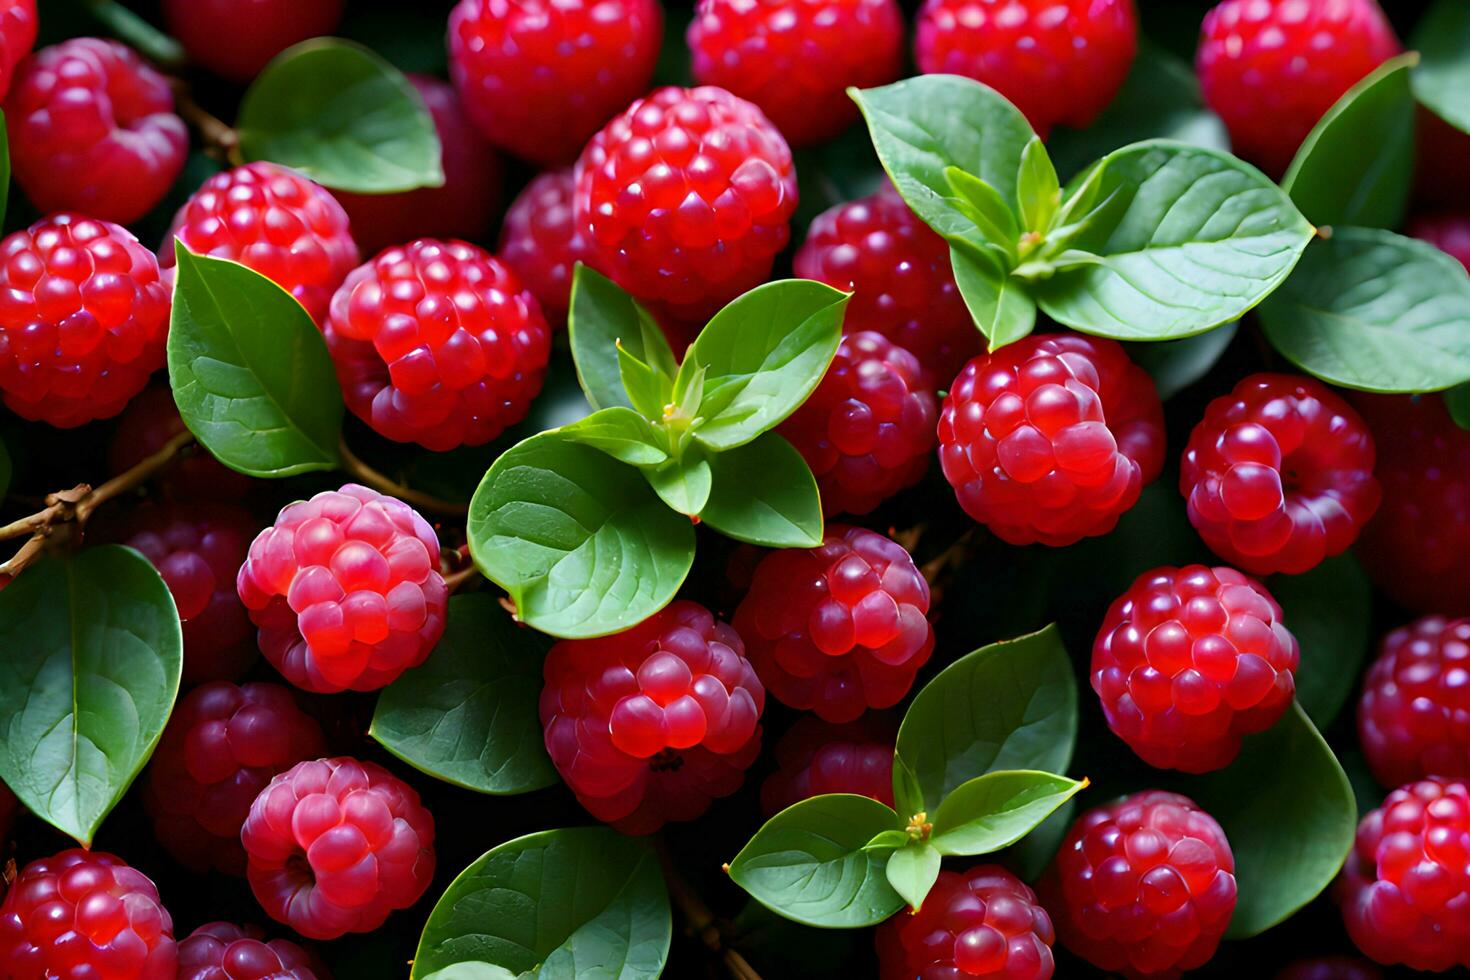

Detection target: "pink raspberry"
[780, 331, 937, 516]
[0, 213, 171, 428]
[448, 0, 663, 165]
[1181, 373, 1381, 576]
[876, 865, 1056, 980]
[1197, 0, 1401, 176]
[145, 682, 326, 875]
[1358, 616, 1470, 788]
[687, 0, 905, 147]
[760, 713, 896, 816]
[1276, 957, 1382, 980]
[241, 757, 435, 941]
[163, 162, 360, 324]
[5, 38, 186, 223]
[540, 601, 765, 835]
[939, 334, 1166, 547]
[108, 388, 253, 504]
[1336, 777, 1470, 971]
[177, 922, 326, 980]
[236, 484, 448, 693]
[0, 0, 35, 100]
[734, 525, 933, 724]
[162, 0, 345, 82]
[1040, 790, 1237, 978]
[1409, 212, 1470, 272]
[915, 0, 1138, 139]
[497, 168, 593, 327]
[575, 85, 798, 322]
[322, 239, 551, 451]
[0, 849, 177, 980]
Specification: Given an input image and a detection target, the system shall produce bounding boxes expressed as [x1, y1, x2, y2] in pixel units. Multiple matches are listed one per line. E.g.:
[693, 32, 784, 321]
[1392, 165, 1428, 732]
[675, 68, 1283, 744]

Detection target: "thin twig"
[338, 439, 470, 518]
[170, 80, 240, 160]
[919, 526, 980, 604]
[443, 566, 481, 593]
[76, 430, 195, 524]
[655, 840, 765, 980]
[85, 0, 186, 68]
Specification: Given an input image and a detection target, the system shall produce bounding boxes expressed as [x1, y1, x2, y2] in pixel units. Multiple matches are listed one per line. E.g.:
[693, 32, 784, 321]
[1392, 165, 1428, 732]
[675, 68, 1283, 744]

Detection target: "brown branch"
[169, 79, 239, 160]
[443, 566, 481, 593]
[919, 526, 980, 605]
[338, 439, 470, 518]
[656, 841, 764, 980]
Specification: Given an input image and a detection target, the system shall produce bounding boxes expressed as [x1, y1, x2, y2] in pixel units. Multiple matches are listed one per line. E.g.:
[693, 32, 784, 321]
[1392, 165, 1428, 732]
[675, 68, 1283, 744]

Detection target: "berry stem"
[443, 566, 481, 593]
[655, 839, 765, 980]
[84, 0, 187, 69]
[337, 438, 470, 517]
[169, 81, 240, 161]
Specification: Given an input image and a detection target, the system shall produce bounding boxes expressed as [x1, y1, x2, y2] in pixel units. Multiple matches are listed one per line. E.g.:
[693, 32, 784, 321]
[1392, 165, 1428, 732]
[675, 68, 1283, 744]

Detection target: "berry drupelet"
[1358, 616, 1470, 788]
[760, 714, 896, 816]
[176, 922, 325, 980]
[497, 168, 593, 327]
[0, 0, 34, 100]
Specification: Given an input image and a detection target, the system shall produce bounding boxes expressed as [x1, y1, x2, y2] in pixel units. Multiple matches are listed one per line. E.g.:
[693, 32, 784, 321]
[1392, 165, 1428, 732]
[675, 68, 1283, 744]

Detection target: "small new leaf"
[950, 243, 1036, 349]
[644, 451, 713, 517]
[557, 408, 669, 468]
[885, 843, 942, 912]
[930, 771, 1088, 857]
[943, 166, 1019, 256]
[1016, 137, 1060, 234]
[863, 829, 911, 853]
[699, 432, 823, 547]
[617, 341, 669, 420]
[569, 265, 677, 412]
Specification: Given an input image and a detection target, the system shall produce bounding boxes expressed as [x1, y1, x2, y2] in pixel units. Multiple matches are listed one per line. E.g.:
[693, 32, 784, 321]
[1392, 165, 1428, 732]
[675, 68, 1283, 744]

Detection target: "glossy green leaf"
[863, 830, 910, 853]
[1016, 138, 1060, 234]
[420, 965, 516, 980]
[950, 244, 1035, 349]
[943, 167, 1019, 253]
[643, 452, 712, 517]
[885, 842, 941, 912]
[1127, 323, 1238, 400]
[1002, 800, 1076, 882]
[1445, 383, 1470, 431]
[1413, 0, 1470, 135]
[568, 266, 675, 413]
[557, 408, 669, 468]
[700, 432, 823, 547]
[617, 344, 668, 421]
[930, 771, 1086, 857]
[1270, 555, 1372, 730]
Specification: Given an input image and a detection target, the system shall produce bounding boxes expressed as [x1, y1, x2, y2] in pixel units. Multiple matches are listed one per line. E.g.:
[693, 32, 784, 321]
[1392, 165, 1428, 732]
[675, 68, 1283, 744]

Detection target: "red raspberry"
[1409, 212, 1470, 272]
[1197, 0, 1401, 176]
[575, 85, 799, 322]
[794, 187, 980, 385]
[914, 0, 1138, 139]
[337, 75, 503, 258]
[938, 334, 1166, 547]
[1040, 790, 1237, 978]
[540, 601, 765, 835]
[876, 865, 1056, 980]
[5, 38, 186, 224]
[177, 922, 325, 980]
[162, 0, 345, 82]
[497, 168, 593, 327]
[1092, 565, 1299, 774]
[145, 682, 326, 875]
[1276, 957, 1382, 980]
[236, 484, 448, 693]
[1358, 616, 1470, 789]
[780, 331, 937, 516]
[687, 0, 905, 147]
[0, 213, 171, 428]
[0, 0, 35, 101]
[0, 849, 177, 979]
[322, 239, 551, 451]
[241, 757, 435, 941]
[1181, 373, 1381, 576]
[760, 714, 895, 816]
[163, 162, 359, 324]
[734, 525, 933, 724]
[1337, 777, 1470, 971]
[447, 0, 663, 165]
[108, 388, 253, 504]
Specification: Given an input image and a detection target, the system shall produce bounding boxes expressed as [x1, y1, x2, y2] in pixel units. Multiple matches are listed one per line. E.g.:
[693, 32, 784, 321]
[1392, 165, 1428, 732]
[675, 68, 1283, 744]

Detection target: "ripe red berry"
[1181, 373, 1381, 576]
[1336, 777, 1470, 971]
[575, 85, 799, 322]
[163, 162, 360, 324]
[241, 757, 435, 941]
[735, 525, 933, 724]
[0, 849, 177, 979]
[322, 239, 551, 451]
[1358, 616, 1470, 789]
[1040, 790, 1237, 978]
[1276, 956, 1382, 980]
[162, 0, 344, 82]
[236, 484, 449, 693]
[541, 601, 765, 835]
[5, 39, 186, 224]
[0, 0, 36, 101]
[497, 168, 593, 327]
[177, 922, 325, 980]
[1197, 0, 1400, 176]
[0, 213, 171, 428]
[780, 331, 937, 516]
[1409, 212, 1470, 272]
[760, 714, 895, 816]
[687, 0, 905, 147]
[877, 864, 1056, 980]
[914, 0, 1138, 139]
[108, 388, 253, 504]
[448, 0, 663, 165]
[939, 334, 1166, 547]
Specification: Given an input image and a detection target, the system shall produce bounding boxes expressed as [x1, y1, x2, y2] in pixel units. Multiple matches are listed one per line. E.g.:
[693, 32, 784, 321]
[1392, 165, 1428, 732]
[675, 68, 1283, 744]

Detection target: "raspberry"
[760, 714, 896, 816]
[1276, 957, 1382, 980]
[575, 85, 798, 322]
[497, 168, 593, 328]
[0, 849, 177, 979]
[1040, 790, 1237, 978]
[734, 525, 933, 723]
[687, 0, 905, 147]
[0, 213, 171, 428]
[448, 0, 663, 165]
[236, 484, 448, 693]
[144, 682, 326, 875]
[5, 38, 187, 224]
[1181, 373, 1381, 576]
[876, 865, 1056, 980]
[540, 601, 765, 835]
[163, 162, 360, 324]
[794, 187, 980, 384]
[162, 0, 345, 82]
[322, 239, 551, 451]
[1337, 777, 1470, 971]
[337, 75, 503, 258]
[939, 334, 1166, 547]
[1197, 0, 1401, 176]
[108, 388, 253, 504]
[177, 922, 325, 980]
[241, 757, 435, 941]
[0, 0, 35, 101]
[1409, 212, 1470, 272]
[1358, 616, 1470, 788]
[914, 0, 1138, 139]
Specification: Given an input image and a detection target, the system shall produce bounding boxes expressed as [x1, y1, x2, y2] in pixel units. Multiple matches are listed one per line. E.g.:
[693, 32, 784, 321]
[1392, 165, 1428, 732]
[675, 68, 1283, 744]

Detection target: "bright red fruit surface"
[109, 388, 253, 503]
[177, 922, 325, 980]
[497, 168, 592, 327]
[0, 0, 35, 100]
[1358, 616, 1470, 788]
[1276, 956, 1382, 980]
[162, 0, 344, 82]
[760, 714, 895, 816]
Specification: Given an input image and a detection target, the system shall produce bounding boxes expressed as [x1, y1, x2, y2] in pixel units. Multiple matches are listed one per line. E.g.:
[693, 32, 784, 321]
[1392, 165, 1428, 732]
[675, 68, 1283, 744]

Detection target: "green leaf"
[568, 266, 676, 413]
[237, 39, 443, 193]
[370, 594, 557, 795]
[684, 280, 847, 451]
[1412, 0, 1470, 135]
[863, 830, 910, 853]
[885, 842, 941, 912]
[0, 546, 181, 845]
[617, 343, 669, 421]
[1270, 555, 1372, 730]
[1446, 383, 1470, 430]
[468, 430, 695, 639]
[420, 965, 517, 980]
[930, 771, 1087, 857]
[1258, 227, 1470, 392]
[943, 167, 1019, 253]
[1001, 800, 1076, 882]
[556, 408, 669, 468]
[1281, 53, 1417, 229]
[643, 452, 712, 517]
[412, 827, 670, 979]
[1034, 141, 1314, 340]
[1016, 138, 1060, 234]
[1127, 323, 1238, 401]
[950, 244, 1036, 349]
[700, 432, 823, 547]
[727, 794, 905, 928]
[167, 245, 342, 477]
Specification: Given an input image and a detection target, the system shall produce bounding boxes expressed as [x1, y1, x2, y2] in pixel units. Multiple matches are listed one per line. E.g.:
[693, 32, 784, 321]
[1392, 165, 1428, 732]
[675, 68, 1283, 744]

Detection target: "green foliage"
[1271, 555, 1372, 730]
[929, 771, 1087, 857]
[1412, 0, 1470, 134]
[700, 433, 823, 547]
[884, 841, 941, 912]
[1129, 324, 1239, 400]
[568, 266, 676, 413]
